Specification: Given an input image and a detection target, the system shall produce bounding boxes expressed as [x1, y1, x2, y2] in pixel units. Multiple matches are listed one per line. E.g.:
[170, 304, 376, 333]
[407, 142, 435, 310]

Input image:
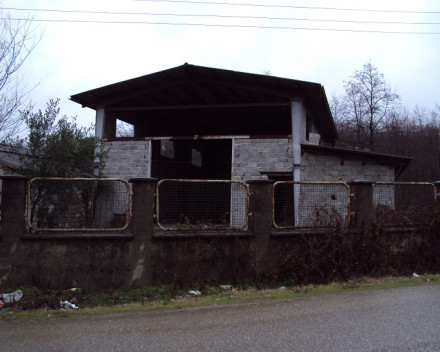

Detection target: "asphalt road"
[1, 284, 439, 352]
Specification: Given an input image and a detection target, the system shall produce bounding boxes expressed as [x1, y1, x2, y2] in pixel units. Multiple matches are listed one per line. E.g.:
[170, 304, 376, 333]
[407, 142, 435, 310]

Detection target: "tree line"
[331, 62, 440, 182]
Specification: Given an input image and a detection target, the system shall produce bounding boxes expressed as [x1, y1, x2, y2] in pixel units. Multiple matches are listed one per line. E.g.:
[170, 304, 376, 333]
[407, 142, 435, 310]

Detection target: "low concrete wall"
[151, 235, 254, 285]
[10, 239, 133, 290]
[0, 176, 438, 291]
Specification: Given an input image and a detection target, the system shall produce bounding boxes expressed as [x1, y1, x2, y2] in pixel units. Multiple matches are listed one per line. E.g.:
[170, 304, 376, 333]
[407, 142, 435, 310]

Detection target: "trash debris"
[412, 273, 420, 278]
[1, 308, 11, 313]
[69, 288, 82, 292]
[60, 300, 79, 310]
[69, 297, 78, 304]
[219, 285, 232, 290]
[1, 290, 23, 304]
[279, 286, 287, 290]
[188, 290, 201, 296]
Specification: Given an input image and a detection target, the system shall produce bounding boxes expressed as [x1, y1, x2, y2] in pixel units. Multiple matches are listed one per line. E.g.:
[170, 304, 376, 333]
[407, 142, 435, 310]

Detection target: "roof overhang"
[71, 63, 339, 142]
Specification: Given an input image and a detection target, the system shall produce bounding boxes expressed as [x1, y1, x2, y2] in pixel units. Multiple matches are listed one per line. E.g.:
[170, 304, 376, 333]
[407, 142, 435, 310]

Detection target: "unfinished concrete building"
[71, 64, 410, 228]
[71, 63, 409, 183]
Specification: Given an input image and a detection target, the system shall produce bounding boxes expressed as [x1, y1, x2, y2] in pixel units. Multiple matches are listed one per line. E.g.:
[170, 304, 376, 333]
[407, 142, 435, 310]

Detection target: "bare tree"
[336, 62, 400, 145]
[0, 10, 40, 142]
[330, 93, 351, 141]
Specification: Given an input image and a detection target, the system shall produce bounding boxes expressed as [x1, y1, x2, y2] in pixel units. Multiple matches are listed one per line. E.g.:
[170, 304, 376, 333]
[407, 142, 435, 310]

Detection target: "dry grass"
[1, 274, 438, 320]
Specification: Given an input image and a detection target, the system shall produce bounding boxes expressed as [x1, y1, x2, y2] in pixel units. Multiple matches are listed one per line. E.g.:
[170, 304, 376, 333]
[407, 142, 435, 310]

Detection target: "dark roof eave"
[71, 63, 325, 109]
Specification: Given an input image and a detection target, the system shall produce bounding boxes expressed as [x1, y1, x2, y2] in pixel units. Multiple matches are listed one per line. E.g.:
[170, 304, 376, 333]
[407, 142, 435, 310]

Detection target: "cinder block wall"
[101, 141, 151, 179]
[231, 139, 395, 182]
[301, 152, 395, 182]
[232, 138, 293, 180]
[100, 139, 395, 183]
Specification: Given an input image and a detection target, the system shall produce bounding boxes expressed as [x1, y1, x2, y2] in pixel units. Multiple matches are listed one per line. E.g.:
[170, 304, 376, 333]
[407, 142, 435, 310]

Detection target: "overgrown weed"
[1, 274, 438, 320]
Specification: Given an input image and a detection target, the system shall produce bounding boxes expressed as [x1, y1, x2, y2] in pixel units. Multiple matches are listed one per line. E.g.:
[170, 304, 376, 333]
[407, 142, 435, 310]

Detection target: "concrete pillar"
[433, 181, 440, 208]
[247, 179, 274, 279]
[95, 108, 116, 139]
[348, 181, 375, 228]
[291, 100, 306, 224]
[127, 178, 157, 287]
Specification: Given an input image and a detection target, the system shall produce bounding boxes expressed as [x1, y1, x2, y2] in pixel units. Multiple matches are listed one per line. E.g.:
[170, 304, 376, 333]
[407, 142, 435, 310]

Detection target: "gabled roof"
[71, 64, 338, 141]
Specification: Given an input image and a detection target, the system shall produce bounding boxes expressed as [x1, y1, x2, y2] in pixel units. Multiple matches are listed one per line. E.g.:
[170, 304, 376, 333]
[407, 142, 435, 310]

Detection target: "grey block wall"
[101, 140, 151, 179]
[301, 152, 395, 182]
[232, 139, 395, 182]
[100, 139, 395, 183]
[232, 138, 293, 181]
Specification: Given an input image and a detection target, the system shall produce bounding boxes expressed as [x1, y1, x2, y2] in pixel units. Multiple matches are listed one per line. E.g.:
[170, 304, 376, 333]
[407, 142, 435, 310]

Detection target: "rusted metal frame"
[272, 181, 351, 230]
[156, 179, 249, 231]
[372, 182, 437, 225]
[373, 182, 437, 203]
[27, 177, 131, 232]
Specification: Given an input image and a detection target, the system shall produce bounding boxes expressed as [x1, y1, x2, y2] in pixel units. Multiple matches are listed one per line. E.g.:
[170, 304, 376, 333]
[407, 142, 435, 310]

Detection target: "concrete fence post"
[0, 175, 28, 242]
[128, 177, 157, 287]
[0, 175, 28, 282]
[247, 179, 274, 279]
[433, 181, 440, 207]
[348, 180, 375, 228]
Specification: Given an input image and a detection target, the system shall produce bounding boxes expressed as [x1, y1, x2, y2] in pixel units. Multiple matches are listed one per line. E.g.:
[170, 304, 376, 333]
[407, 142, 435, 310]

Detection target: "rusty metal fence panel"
[156, 179, 248, 231]
[27, 177, 130, 232]
[273, 181, 350, 229]
[373, 182, 436, 226]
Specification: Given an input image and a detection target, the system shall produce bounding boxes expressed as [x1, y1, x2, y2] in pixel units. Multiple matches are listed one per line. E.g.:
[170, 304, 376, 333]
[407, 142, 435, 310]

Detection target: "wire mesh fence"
[373, 182, 437, 226]
[27, 177, 130, 232]
[273, 181, 350, 229]
[156, 179, 248, 231]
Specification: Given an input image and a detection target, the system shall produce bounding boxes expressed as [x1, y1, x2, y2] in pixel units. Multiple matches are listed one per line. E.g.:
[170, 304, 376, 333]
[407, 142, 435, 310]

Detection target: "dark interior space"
[152, 138, 233, 227]
[151, 139, 232, 180]
[125, 106, 293, 137]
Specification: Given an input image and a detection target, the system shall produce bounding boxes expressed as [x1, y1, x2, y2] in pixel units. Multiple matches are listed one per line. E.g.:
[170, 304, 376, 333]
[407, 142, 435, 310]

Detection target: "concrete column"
[128, 177, 157, 287]
[348, 181, 375, 228]
[95, 108, 116, 139]
[433, 181, 440, 208]
[247, 179, 274, 279]
[0, 174, 27, 280]
[96, 108, 105, 138]
[291, 100, 306, 225]
[291, 99, 306, 181]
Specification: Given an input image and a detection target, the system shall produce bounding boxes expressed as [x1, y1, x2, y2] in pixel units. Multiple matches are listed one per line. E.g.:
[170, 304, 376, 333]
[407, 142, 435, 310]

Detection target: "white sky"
[2, 0, 440, 129]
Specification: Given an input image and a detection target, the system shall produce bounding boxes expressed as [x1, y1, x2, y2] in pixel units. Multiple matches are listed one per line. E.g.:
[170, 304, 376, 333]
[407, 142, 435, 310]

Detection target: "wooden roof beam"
[106, 102, 290, 112]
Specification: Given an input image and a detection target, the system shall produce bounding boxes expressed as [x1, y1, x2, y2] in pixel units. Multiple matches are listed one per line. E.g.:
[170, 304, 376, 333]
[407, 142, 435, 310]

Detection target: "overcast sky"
[2, 0, 440, 129]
